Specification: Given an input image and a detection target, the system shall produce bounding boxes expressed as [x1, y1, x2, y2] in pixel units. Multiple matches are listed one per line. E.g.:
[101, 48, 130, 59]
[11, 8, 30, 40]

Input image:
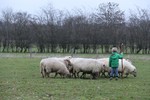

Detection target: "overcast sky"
[0, 0, 150, 15]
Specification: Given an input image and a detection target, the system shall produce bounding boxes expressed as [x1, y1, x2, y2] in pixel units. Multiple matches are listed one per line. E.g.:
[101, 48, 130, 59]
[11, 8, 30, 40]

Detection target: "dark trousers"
[110, 67, 118, 77]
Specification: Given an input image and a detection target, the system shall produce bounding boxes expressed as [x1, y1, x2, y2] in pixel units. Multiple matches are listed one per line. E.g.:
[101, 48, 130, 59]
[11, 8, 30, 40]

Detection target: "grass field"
[0, 54, 150, 100]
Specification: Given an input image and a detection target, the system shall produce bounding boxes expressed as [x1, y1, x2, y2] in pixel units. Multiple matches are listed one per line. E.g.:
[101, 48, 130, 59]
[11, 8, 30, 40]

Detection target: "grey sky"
[0, 0, 150, 15]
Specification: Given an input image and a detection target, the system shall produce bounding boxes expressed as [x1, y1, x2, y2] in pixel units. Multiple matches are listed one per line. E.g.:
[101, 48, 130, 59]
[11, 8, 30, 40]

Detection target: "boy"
[109, 47, 123, 80]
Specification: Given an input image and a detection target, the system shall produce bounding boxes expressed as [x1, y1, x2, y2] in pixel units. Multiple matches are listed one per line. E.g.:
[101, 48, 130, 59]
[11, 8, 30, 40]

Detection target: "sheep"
[69, 58, 105, 79]
[118, 59, 137, 77]
[40, 57, 71, 78]
[98, 58, 137, 78]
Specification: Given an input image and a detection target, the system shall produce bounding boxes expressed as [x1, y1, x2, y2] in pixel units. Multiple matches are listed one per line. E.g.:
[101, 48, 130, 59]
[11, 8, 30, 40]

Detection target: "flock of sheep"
[40, 56, 137, 79]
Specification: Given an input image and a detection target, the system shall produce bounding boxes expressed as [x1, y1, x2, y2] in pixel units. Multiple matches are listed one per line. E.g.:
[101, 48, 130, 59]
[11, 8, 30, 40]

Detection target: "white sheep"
[40, 57, 71, 78]
[98, 58, 137, 78]
[118, 59, 137, 77]
[69, 58, 105, 79]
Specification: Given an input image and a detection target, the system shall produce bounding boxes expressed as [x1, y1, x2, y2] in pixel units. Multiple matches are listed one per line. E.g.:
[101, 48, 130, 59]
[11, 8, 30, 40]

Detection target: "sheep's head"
[64, 59, 72, 66]
[64, 59, 73, 71]
[131, 69, 137, 77]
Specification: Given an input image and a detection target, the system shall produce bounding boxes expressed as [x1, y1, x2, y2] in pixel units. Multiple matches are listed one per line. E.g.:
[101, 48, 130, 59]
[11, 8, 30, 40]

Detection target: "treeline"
[0, 2, 150, 54]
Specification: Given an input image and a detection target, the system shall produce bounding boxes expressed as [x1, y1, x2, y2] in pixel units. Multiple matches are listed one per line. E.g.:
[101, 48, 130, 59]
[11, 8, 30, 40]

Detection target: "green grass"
[0, 54, 150, 100]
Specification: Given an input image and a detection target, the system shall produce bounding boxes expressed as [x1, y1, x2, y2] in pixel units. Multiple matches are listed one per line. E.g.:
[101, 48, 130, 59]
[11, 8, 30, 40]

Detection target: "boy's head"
[112, 47, 118, 52]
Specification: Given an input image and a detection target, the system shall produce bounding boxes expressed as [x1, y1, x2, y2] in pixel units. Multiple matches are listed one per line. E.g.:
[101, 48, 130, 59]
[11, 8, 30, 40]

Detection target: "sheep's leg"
[43, 68, 47, 78]
[120, 71, 125, 78]
[45, 69, 50, 78]
[41, 70, 45, 78]
[125, 73, 129, 78]
[101, 72, 106, 78]
[70, 73, 73, 78]
[70, 69, 73, 78]
[72, 70, 77, 78]
[83, 73, 87, 78]
[107, 71, 111, 77]
[118, 72, 121, 78]
[54, 73, 58, 78]
[92, 72, 99, 79]
[73, 72, 77, 78]
[40, 67, 46, 78]
[44, 72, 49, 78]
[98, 72, 102, 78]
[80, 72, 83, 78]
[80, 72, 86, 78]
[77, 72, 80, 78]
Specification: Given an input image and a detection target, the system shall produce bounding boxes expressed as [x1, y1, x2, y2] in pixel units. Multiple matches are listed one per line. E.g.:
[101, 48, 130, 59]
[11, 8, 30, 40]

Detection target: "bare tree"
[94, 2, 125, 53]
[13, 12, 32, 52]
[0, 3, 149, 54]
[1, 8, 14, 52]
[129, 8, 150, 54]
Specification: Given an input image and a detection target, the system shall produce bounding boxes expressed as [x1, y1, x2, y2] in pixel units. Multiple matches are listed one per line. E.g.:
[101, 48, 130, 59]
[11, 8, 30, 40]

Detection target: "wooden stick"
[120, 43, 124, 78]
